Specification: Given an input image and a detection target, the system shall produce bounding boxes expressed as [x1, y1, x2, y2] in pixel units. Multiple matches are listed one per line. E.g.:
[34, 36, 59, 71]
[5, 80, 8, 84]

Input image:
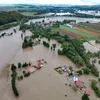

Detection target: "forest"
[0, 11, 24, 25]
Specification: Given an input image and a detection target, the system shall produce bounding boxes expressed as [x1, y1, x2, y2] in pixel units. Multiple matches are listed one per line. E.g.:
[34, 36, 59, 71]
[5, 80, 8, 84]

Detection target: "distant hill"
[0, 11, 24, 25]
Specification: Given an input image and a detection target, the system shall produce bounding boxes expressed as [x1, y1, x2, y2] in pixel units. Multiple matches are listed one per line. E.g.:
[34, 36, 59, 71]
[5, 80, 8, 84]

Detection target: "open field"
[60, 25, 94, 39]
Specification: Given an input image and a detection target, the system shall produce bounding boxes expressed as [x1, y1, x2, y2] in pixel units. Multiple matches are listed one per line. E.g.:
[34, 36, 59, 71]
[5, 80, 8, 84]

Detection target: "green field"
[60, 25, 94, 39]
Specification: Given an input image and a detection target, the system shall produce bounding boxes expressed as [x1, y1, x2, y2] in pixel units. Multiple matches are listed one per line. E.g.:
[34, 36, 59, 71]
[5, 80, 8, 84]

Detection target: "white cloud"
[0, 0, 99, 5]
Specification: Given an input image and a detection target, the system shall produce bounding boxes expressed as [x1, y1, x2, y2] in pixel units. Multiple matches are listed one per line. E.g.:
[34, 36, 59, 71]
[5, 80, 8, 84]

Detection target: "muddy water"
[0, 26, 99, 100]
[0, 26, 22, 72]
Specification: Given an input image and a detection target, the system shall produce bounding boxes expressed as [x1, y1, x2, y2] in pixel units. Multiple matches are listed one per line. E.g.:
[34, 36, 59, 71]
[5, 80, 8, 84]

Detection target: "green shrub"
[20, 76, 23, 80]
[91, 67, 99, 77]
[58, 49, 63, 55]
[24, 72, 30, 77]
[22, 62, 28, 68]
[76, 70, 83, 75]
[18, 62, 21, 69]
[11, 64, 16, 72]
[82, 67, 90, 75]
[43, 41, 50, 48]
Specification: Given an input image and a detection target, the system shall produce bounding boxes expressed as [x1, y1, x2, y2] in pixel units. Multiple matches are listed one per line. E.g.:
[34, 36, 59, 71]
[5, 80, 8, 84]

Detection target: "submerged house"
[37, 62, 43, 68]
[28, 67, 36, 73]
[85, 90, 91, 96]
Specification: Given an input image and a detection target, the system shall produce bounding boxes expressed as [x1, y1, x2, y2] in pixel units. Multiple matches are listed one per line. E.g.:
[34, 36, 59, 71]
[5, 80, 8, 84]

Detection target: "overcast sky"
[0, 0, 100, 5]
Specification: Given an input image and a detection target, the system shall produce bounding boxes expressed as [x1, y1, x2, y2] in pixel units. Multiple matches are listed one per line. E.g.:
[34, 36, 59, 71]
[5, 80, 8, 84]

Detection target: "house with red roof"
[85, 90, 91, 96]
[28, 67, 36, 73]
[37, 62, 43, 67]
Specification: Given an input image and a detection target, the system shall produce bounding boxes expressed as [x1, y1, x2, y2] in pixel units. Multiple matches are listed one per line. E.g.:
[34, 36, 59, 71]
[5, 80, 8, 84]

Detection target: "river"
[26, 16, 100, 24]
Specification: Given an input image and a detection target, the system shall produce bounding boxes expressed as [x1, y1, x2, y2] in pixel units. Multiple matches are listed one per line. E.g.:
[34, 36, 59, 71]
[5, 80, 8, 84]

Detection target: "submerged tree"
[82, 94, 90, 100]
[52, 43, 56, 51]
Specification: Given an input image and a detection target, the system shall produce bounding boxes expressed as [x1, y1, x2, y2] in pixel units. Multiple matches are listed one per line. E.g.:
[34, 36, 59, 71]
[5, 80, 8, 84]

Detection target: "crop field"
[59, 29, 83, 38]
[79, 23, 100, 31]
[60, 25, 94, 39]
[77, 23, 100, 34]
[76, 27, 100, 37]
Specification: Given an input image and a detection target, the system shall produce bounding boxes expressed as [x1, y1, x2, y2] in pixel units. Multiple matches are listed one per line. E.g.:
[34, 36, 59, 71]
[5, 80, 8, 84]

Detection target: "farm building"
[66, 24, 73, 28]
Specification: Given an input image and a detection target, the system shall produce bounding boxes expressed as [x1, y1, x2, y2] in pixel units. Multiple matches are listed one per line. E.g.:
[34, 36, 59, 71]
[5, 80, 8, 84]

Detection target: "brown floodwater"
[0, 26, 99, 100]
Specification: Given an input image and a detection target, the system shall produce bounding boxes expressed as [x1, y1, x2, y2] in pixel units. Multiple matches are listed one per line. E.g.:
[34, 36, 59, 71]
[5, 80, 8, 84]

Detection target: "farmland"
[59, 24, 100, 40]
[77, 23, 100, 34]
[59, 29, 83, 38]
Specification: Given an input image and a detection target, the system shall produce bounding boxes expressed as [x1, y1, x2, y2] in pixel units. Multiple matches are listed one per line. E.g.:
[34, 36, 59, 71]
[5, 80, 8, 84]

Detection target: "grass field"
[60, 25, 94, 39]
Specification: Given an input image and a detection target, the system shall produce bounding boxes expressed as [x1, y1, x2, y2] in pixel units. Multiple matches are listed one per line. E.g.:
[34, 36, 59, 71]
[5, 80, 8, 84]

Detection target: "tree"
[18, 62, 21, 69]
[11, 64, 16, 71]
[82, 94, 90, 100]
[91, 66, 99, 77]
[82, 67, 90, 75]
[52, 43, 56, 51]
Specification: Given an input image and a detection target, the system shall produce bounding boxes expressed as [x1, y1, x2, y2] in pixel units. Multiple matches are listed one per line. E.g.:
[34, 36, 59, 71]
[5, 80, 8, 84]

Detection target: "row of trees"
[58, 42, 84, 66]
[70, 39, 90, 67]
[11, 64, 19, 97]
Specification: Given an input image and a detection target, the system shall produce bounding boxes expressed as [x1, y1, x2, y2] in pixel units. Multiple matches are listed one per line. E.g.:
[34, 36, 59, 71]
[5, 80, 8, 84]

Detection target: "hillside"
[0, 11, 24, 25]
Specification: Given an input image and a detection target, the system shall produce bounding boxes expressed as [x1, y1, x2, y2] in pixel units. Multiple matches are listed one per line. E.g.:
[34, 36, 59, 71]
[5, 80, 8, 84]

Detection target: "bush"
[76, 70, 83, 75]
[43, 41, 50, 48]
[82, 67, 90, 75]
[20, 76, 23, 80]
[24, 72, 30, 77]
[23, 71, 26, 74]
[58, 49, 63, 55]
[22, 62, 28, 68]
[18, 62, 21, 69]
[98, 78, 100, 82]
[11, 64, 16, 72]
[91, 66, 99, 77]
[22, 38, 33, 49]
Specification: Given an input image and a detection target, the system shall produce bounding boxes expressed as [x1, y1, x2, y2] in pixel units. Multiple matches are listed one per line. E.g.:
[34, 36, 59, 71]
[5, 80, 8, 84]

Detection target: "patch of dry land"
[0, 26, 100, 100]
